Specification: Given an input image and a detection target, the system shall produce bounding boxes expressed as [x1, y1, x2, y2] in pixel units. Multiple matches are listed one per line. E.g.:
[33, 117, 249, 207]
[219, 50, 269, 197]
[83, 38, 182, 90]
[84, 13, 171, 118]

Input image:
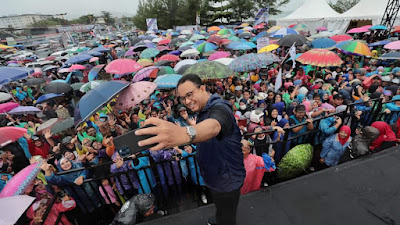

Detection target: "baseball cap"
[62, 136, 72, 145]
[32, 136, 40, 141]
[295, 104, 306, 112]
[234, 86, 242, 91]
[333, 94, 344, 100]
[179, 107, 187, 112]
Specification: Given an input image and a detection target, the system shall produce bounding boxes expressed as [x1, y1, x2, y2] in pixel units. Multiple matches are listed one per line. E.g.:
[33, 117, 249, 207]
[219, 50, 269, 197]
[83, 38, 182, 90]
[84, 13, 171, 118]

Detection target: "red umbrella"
[207, 35, 223, 45]
[288, 24, 296, 28]
[68, 64, 86, 72]
[0, 127, 27, 147]
[0, 102, 19, 113]
[45, 56, 56, 61]
[105, 59, 143, 75]
[254, 23, 266, 29]
[158, 54, 179, 62]
[296, 49, 343, 67]
[220, 39, 232, 45]
[330, 34, 353, 42]
[158, 39, 171, 45]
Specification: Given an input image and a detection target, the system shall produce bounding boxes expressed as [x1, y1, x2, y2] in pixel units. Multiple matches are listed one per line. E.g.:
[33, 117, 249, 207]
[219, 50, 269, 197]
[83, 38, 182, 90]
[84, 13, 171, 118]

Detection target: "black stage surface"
[140, 147, 400, 225]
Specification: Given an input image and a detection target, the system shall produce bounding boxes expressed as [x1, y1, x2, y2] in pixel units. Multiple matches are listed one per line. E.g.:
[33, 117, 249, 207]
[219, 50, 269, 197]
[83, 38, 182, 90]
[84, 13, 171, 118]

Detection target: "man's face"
[241, 140, 251, 158]
[93, 141, 102, 150]
[177, 81, 204, 113]
[243, 91, 250, 100]
[64, 151, 75, 160]
[151, 111, 158, 117]
[295, 110, 306, 120]
[34, 140, 42, 147]
[334, 98, 343, 106]
[132, 114, 139, 123]
[235, 90, 242, 97]
[87, 128, 96, 137]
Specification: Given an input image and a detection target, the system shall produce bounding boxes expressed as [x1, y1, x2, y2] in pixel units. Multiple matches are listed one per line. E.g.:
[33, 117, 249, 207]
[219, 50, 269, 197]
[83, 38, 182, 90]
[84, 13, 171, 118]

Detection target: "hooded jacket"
[196, 94, 245, 192]
[352, 126, 380, 157]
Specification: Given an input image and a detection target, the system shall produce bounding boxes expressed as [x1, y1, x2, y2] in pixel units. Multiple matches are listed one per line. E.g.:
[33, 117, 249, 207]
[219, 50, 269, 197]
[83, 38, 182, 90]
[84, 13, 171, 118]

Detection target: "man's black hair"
[288, 86, 295, 93]
[177, 74, 203, 88]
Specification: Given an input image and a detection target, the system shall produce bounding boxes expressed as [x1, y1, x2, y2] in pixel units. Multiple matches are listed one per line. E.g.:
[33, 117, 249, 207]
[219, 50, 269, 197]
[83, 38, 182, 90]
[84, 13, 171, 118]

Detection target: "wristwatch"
[186, 126, 196, 144]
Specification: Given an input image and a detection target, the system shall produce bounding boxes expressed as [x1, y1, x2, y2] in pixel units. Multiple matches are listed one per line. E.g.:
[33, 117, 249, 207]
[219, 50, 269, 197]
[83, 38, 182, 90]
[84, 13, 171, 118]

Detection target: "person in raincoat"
[320, 125, 352, 168]
[370, 121, 397, 152]
[112, 193, 155, 225]
[129, 151, 157, 194]
[15, 87, 28, 102]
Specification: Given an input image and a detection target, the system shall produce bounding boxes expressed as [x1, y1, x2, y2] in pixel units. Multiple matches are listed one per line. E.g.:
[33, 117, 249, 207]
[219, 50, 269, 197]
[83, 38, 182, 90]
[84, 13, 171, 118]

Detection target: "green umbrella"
[179, 41, 195, 47]
[157, 66, 174, 76]
[228, 36, 240, 42]
[184, 61, 233, 79]
[70, 82, 85, 91]
[140, 48, 160, 59]
[277, 144, 313, 181]
[51, 117, 74, 134]
[189, 34, 206, 42]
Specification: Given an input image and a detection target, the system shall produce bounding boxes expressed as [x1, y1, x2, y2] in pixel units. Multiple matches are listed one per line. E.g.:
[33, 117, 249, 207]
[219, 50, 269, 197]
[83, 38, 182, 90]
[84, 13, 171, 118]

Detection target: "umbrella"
[115, 82, 157, 110]
[140, 48, 160, 59]
[70, 82, 85, 90]
[267, 25, 281, 33]
[105, 59, 143, 75]
[368, 39, 391, 47]
[330, 34, 353, 42]
[35, 93, 63, 104]
[179, 41, 195, 47]
[311, 38, 336, 49]
[181, 49, 200, 58]
[337, 40, 371, 56]
[36, 118, 59, 134]
[8, 106, 41, 115]
[137, 59, 154, 67]
[286, 53, 302, 62]
[154, 74, 182, 89]
[208, 51, 231, 60]
[184, 61, 233, 79]
[207, 26, 221, 32]
[239, 32, 253, 39]
[229, 53, 274, 72]
[0, 163, 41, 197]
[296, 49, 343, 67]
[278, 34, 308, 47]
[65, 54, 92, 64]
[125, 49, 136, 57]
[196, 42, 217, 53]
[174, 59, 197, 72]
[189, 34, 206, 42]
[158, 39, 171, 45]
[68, 64, 86, 71]
[168, 50, 181, 56]
[347, 25, 371, 34]
[158, 55, 179, 62]
[157, 66, 174, 76]
[217, 29, 233, 36]
[181, 29, 192, 35]
[51, 117, 75, 134]
[316, 26, 327, 32]
[0, 127, 26, 147]
[369, 25, 387, 30]
[0, 195, 36, 225]
[44, 82, 72, 94]
[133, 66, 159, 82]
[88, 64, 105, 81]
[0, 92, 12, 102]
[379, 52, 400, 60]
[89, 57, 99, 63]
[42, 65, 58, 72]
[79, 80, 106, 93]
[270, 28, 299, 38]
[258, 44, 280, 53]
[24, 78, 46, 86]
[242, 26, 253, 31]
[178, 45, 194, 52]
[58, 68, 70, 73]
[227, 42, 252, 50]
[152, 37, 163, 43]
[0, 67, 33, 85]
[81, 50, 102, 57]
[170, 37, 188, 47]
[214, 57, 234, 66]
[154, 60, 172, 66]
[243, 42, 257, 49]
[384, 40, 400, 50]
[7, 63, 20, 67]
[207, 35, 223, 45]
[277, 144, 313, 180]
[92, 46, 110, 52]
[228, 36, 241, 42]
[74, 81, 130, 126]
[259, 52, 281, 62]
[0, 102, 19, 113]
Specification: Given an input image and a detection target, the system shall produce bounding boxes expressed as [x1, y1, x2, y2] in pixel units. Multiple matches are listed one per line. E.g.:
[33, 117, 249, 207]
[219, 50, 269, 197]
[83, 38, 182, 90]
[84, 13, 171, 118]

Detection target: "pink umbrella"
[133, 66, 159, 82]
[0, 102, 19, 113]
[58, 68, 70, 73]
[158, 39, 171, 45]
[0, 127, 27, 147]
[0, 163, 41, 198]
[347, 25, 372, 34]
[115, 81, 157, 110]
[68, 64, 86, 71]
[384, 40, 400, 50]
[208, 51, 231, 60]
[316, 27, 328, 31]
[89, 57, 99, 63]
[30, 68, 42, 78]
[105, 59, 143, 75]
[157, 46, 170, 51]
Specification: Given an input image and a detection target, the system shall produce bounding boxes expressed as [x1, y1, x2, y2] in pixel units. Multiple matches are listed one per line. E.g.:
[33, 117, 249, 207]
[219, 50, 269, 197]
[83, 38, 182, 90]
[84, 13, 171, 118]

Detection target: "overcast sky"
[1, 0, 332, 19]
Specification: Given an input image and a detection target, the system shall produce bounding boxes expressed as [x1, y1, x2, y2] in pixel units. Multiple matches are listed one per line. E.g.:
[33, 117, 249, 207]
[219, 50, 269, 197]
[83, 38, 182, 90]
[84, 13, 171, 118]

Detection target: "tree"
[253, 0, 291, 15]
[101, 11, 115, 25]
[328, 0, 360, 13]
[228, 0, 255, 22]
[70, 14, 95, 24]
[30, 18, 70, 28]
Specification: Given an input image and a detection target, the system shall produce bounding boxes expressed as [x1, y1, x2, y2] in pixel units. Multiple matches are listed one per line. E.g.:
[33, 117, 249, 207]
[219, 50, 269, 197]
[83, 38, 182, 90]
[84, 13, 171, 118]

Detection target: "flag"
[275, 68, 282, 92]
[289, 43, 297, 68]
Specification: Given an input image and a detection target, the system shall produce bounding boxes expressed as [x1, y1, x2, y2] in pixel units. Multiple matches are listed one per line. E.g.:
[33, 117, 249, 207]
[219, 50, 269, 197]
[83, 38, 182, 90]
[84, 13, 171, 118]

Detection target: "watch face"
[188, 126, 196, 136]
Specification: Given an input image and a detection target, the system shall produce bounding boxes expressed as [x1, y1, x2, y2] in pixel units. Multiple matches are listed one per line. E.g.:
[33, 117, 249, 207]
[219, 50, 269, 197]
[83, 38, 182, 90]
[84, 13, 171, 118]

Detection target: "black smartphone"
[113, 124, 157, 155]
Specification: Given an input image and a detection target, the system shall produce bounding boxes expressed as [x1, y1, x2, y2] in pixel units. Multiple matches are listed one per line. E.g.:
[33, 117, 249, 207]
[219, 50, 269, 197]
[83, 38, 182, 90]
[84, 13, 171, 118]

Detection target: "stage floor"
[140, 148, 400, 225]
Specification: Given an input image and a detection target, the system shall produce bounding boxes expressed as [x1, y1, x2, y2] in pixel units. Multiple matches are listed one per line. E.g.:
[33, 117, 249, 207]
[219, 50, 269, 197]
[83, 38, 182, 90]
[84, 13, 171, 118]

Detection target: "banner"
[257, 37, 270, 52]
[275, 68, 282, 92]
[254, 7, 269, 25]
[146, 18, 158, 31]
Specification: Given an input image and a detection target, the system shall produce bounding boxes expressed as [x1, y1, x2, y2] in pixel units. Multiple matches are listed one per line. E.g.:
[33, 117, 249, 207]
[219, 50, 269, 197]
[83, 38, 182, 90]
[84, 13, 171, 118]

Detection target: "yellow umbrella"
[137, 59, 153, 67]
[240, 23, 250, 27]
[258, 44, 280, 53]
[0, 44, 13, 49]
[267, 26, 281, 33]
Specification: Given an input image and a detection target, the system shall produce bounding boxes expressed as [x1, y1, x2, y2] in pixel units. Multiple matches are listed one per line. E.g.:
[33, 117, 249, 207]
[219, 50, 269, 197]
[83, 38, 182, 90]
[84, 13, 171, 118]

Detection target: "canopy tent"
[276, 0, 341, 34]
[325, 0, 399, 34]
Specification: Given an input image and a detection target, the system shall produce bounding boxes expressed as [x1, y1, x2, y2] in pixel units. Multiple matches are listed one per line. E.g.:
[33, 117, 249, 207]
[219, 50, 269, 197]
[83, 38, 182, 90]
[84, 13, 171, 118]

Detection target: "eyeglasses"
[179, 88, 198, 103]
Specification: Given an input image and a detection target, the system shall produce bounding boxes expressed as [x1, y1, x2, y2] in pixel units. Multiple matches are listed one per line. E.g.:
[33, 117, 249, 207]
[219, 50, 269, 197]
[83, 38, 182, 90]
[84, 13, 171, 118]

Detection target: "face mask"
[239, 105, 247, 110]
[257, 135, 265, 140]
[100, 118, 105, 122]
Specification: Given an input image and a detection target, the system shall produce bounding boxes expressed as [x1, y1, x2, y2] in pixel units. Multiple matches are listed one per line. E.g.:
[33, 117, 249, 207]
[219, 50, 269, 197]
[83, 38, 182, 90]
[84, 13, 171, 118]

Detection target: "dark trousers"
[210, 189, 241, 225]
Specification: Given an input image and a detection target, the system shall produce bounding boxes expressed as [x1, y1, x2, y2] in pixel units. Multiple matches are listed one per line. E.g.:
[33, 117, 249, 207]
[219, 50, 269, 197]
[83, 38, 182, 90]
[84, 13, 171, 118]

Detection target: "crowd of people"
[2, 23, 400, 224]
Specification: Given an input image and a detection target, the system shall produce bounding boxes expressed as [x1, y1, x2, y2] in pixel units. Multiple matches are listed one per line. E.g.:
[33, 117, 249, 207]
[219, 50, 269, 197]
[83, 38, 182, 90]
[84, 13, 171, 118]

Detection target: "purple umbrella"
[8, 106, 41, 115]
[125, 49, 136, 57]
[133, 66, 159, 82]
[168, 50, 181, 56]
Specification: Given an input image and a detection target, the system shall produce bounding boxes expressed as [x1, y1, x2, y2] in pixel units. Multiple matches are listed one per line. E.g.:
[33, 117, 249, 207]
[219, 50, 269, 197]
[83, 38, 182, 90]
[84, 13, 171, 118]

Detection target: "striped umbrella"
[270, 28, 299, 38]
[296, 49, 343, 67]
[267, 26, 281, 33]
[336, 40, 371, 56]
[196, 42, 217, 53]
[293, 24, 308, 32]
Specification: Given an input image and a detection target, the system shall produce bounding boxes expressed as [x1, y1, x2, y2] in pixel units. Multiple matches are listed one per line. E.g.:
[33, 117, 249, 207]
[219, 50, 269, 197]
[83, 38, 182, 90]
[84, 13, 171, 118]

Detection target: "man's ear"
[200, 85, 206, 92]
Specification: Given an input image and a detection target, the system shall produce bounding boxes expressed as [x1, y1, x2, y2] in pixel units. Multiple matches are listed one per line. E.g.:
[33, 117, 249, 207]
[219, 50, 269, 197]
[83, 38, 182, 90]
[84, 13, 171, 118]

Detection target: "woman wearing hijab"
[370, 121, 397, 152]
[320, 125, 352, 168]
[264, 107, 281, 126]
[272, 93, 285, 116]
[272, 119, 291, 164]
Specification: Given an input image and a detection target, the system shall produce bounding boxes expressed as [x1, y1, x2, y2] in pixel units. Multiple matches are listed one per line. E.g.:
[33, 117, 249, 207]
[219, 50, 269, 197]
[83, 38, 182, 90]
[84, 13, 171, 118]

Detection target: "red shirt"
[27, 139, 50, 158]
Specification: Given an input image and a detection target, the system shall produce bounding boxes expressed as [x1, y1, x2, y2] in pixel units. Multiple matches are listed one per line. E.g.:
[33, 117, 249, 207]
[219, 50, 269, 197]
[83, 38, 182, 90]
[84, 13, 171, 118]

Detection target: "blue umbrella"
[169, 50, 181, 56]
[227, 42, 253, 50]
[154, 74, 182, 89]
[0, 67, 33, 85]
[178, 46, 193, 51]
[7, 63, 20, 67]
[65, 54, 92, 64]
[74, 80, 130, 126]
[253, 31, 268, 41]
[80, 50, 102, 57]
[88, 64, 105, 81]
[368, 39, 391, 47]
[92, 46, 110, 52]
[235, 30, 245, 34]
[311, 38, 337, 48]
[369, 25, 388, 30]
[379, 52, 400, 60]
[270, 28, 299, 38]
[243, 42, 257, 48]
[36, 93, 63, 104]
[140, 48, 160, 59]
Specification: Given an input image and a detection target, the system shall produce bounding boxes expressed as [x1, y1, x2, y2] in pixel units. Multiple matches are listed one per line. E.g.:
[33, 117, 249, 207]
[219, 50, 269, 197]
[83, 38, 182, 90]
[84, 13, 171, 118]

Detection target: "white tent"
[276, 0, 341, 34]
[325, 0, 393, 34]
